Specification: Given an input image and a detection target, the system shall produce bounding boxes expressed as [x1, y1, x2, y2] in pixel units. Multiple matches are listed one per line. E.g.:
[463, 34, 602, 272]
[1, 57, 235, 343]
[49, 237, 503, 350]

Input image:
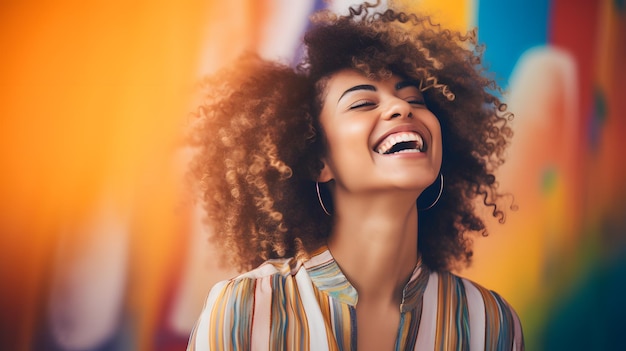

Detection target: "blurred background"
[0, 0, 624, 350]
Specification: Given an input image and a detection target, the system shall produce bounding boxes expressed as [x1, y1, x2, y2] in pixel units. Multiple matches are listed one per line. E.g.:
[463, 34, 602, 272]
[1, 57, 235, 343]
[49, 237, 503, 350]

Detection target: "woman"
[187, 3, 523, 350]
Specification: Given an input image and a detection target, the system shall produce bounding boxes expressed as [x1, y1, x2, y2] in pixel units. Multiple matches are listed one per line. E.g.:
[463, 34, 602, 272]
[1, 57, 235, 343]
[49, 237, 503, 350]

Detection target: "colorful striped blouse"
[187, 248, 524, 350]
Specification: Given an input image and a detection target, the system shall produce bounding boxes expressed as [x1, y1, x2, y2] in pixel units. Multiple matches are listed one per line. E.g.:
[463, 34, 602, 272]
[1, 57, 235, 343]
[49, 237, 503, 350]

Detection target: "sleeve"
[186, 280, 230, 351]
[187, 277, 257, 351]
[463, 276, 525, 351]
[491, 291, 525, 351]
[502, 296, 525, 351]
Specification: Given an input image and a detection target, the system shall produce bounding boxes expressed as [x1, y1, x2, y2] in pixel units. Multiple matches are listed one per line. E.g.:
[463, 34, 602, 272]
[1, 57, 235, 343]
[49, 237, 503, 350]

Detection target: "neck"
[327, 189, 419, 306]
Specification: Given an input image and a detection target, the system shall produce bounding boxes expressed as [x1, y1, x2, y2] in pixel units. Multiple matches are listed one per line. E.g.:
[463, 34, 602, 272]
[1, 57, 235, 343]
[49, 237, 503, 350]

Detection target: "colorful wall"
[1, 0, 624, 350]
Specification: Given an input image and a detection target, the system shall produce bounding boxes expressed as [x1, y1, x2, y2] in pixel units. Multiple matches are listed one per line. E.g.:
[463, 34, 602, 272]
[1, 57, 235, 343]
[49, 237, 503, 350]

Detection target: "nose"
[382, 97, 413, 120]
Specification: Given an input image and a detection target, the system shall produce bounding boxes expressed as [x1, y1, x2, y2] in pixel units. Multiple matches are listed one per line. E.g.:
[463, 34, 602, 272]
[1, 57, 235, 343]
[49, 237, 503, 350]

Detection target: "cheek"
[324, 119, 373, 155]
[422, 111, 443, 163]
[432, 121, 444, 168]
[424, 111, 441, 137]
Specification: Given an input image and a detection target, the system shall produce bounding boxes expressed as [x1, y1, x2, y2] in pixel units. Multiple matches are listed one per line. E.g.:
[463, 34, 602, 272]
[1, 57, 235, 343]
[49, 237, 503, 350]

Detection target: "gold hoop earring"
[316, 181, 331, 216]
[418, 174, 444, 211]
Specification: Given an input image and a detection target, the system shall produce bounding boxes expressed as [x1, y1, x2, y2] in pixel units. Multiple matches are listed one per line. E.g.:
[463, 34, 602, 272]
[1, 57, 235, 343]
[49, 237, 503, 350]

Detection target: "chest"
[216, 267, 517, 350]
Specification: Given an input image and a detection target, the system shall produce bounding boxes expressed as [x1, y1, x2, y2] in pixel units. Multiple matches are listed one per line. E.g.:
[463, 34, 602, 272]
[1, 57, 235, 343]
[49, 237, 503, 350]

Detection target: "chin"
[389, 171, 439, 188]
[387, 179, 434, 193]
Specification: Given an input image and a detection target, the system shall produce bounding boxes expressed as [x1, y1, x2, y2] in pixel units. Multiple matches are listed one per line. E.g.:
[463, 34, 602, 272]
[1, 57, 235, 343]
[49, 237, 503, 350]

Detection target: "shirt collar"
[303, 247, 430, 312]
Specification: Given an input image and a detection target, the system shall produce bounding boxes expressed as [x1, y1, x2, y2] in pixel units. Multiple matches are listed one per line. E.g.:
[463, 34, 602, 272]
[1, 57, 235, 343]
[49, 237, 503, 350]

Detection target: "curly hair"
[189, 3, 513, 272]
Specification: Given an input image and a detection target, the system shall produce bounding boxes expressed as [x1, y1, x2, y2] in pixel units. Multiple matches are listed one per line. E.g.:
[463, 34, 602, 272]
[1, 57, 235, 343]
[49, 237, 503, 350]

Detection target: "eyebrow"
[337, 80, 421, 104]
[337, 84, 376, 103]
[395, 80, 420, 91]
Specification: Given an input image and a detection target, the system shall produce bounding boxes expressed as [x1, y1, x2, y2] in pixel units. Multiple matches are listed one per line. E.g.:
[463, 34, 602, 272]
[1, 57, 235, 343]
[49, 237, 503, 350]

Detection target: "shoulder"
[432, 270, 520, 314]
[429, 270, 525, 350]
[187, 257, 306, 350]
[208, 256, 303, 309]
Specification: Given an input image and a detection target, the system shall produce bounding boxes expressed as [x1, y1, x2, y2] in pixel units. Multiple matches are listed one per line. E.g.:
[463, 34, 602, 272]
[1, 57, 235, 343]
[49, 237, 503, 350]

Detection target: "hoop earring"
[419, 174, 444, 211]
[316, 181, 331, 216]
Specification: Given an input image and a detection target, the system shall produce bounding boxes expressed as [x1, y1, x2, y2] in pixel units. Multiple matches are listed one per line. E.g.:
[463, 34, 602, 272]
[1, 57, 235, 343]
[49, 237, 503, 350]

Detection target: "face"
[317, 69, 442, 196]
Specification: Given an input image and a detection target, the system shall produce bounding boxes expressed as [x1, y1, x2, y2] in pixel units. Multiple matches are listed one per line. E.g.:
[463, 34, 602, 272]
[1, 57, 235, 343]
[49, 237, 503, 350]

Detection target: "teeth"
[376, 131, 424, 154]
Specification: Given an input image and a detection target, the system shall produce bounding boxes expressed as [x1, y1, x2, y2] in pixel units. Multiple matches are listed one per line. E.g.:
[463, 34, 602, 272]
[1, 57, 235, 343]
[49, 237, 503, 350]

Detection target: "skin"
[317, 69, 443, 350]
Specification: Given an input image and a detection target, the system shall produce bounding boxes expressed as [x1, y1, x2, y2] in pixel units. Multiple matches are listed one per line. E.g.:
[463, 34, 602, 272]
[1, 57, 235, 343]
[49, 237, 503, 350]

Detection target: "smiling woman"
[316, 69, 442, 196]
[187, 2, 522, 350]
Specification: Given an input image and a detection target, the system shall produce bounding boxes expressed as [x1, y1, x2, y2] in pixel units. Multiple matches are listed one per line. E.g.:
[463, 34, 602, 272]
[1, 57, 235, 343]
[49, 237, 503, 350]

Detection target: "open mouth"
[375, 131, 426, 155]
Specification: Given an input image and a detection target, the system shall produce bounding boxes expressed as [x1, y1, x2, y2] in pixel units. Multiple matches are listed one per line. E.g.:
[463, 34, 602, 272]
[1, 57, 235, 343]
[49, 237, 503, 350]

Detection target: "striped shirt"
[188, 248, 524, 350]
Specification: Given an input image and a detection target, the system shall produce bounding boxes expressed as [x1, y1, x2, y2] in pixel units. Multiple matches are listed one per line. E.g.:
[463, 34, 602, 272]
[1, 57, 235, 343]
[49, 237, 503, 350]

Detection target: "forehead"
[323, 69, 401, 92]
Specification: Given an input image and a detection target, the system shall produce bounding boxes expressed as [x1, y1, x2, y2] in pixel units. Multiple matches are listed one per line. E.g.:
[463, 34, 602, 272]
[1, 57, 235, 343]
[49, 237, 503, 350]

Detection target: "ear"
[317, 159, 334, 183]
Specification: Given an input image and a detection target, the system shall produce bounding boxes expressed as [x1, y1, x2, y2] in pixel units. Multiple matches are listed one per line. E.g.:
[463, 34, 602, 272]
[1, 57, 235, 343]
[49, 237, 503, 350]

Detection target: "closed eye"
[349, 99, 377, 109]
[406, 97, 426, 106]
